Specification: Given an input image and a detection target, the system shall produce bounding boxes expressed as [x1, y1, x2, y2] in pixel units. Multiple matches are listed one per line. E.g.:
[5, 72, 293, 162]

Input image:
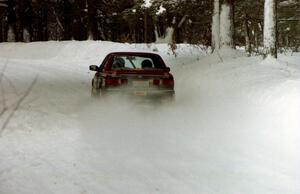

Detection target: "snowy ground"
[0, 41, 299, 194]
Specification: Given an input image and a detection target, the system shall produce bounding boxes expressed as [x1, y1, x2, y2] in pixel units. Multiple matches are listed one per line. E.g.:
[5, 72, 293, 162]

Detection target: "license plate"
[134, 91, 147, 96]
[132, 81, 149, 87]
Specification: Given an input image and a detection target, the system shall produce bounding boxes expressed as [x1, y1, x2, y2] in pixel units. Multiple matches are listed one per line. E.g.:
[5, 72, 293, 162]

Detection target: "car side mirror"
[165, 67, 170, 72]
[89, 65, 99, 71]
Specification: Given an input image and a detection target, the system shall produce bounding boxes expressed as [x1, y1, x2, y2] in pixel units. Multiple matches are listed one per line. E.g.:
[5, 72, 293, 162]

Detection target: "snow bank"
[0, 41, 205, 65]
[0, 41, 299, 194]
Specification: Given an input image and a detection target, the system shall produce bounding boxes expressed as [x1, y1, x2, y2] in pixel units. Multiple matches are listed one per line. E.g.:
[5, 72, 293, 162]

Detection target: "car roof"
[107, 52, 162, 57]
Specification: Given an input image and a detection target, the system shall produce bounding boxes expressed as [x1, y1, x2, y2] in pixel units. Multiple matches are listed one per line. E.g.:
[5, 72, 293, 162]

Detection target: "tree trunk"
[73, 0, 86, 40]
[263, 0, 277, 58]
[220, 0, 234, 49]
[144, 10, 148, 43]
[212, 0, 220, 52]
[23, 27, 30, 42]
[87, 0, 97, 40]
[0, 14, 2, 42]
[254, 27, 258, 53]
[7, 25, 15, 42]
[7, 0, 16, 42]
[244, 15, 251, 55]
[20, 0, 32, 42]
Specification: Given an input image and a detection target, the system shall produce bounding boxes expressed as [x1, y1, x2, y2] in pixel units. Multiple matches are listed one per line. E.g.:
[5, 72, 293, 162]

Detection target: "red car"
[89, 52, 175, 98]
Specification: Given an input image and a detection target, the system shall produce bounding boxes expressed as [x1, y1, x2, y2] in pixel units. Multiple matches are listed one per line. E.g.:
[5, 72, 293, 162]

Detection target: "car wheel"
[91, 78, 101, 98]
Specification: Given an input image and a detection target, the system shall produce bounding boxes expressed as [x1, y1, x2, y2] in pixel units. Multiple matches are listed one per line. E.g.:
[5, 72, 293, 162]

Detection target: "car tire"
[91, 78, 101, 98]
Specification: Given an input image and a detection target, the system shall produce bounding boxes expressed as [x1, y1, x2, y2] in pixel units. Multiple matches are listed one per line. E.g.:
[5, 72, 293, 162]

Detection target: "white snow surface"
[0, 41, 300, 194]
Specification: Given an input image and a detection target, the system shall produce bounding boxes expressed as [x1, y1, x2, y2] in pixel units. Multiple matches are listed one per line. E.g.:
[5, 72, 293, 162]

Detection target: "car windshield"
[111, 55, 165, 70]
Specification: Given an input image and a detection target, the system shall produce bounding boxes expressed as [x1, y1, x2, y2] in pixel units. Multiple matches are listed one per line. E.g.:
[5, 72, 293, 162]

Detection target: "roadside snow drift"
[0, 41, 299, 194]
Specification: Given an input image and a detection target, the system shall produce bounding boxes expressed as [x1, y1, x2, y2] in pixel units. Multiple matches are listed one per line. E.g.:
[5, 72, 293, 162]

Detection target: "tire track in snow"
[0, 60, 20, 119]
[2, 74, 19, 96]
[0, 61, 8, 117]
[0, 75, 39, 136]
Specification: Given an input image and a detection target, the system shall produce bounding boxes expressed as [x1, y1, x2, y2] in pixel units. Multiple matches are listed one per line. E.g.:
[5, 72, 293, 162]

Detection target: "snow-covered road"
[0, 41, 299, 194]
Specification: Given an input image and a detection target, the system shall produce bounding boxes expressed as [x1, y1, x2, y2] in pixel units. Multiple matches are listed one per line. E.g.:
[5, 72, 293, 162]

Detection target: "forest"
[0, 0, 299, 54]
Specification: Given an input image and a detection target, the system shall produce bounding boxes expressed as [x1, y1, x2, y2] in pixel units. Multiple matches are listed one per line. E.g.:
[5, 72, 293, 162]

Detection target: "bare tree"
[18, 0, 32, 42]
[0, 0, 8, 42]
[87, 0, 97, 40]
[220, 0, 234, 49]
[212, 0, 220, 52]
[263, 0, 277, 58]
[7, 0, 16, 42]
[243, 14, 251, 55]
